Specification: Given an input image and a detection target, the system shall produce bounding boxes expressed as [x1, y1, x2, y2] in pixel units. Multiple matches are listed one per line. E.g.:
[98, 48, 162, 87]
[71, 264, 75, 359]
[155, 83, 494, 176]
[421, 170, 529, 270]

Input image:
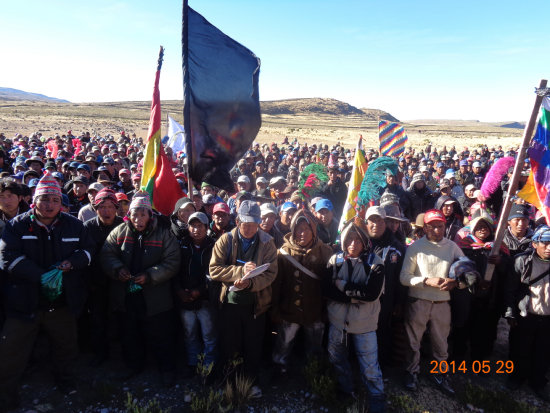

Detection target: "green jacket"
[101, 217, 180, 316]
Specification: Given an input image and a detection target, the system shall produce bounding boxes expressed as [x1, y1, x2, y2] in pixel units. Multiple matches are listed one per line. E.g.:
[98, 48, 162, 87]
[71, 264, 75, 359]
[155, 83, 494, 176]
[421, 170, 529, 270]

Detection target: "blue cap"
[28, 178, 39, 188]
[52, 171, 64, 181]
[69, 161, 80, 169]
[281, 201, 297, 212]
[315, 198, 334, 212]
[446, 168, 455, 175]
[459, 160, 468, 166]
[436, 162, 444, 168]
[77, 164, 91, 173]
[55, 156, 66, 162]
[533, 225, 550, 242]
[61, 193, 71, 207]
[102, 157, 115, 165]
[11, 171, 24, 180]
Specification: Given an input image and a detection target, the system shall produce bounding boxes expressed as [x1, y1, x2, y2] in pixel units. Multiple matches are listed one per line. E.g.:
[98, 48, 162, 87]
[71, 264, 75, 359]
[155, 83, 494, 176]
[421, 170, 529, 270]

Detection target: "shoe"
[431, 373, 455, 396]
[404, 372, 418, 391]
[249, 385, 262, 399]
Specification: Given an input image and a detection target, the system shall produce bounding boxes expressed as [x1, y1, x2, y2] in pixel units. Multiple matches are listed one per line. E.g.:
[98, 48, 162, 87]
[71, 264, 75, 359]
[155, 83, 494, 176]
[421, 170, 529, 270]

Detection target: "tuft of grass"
[190, 389, 223, 413]
[387, 393, 424, 413]
[303, 356, 338, 405]
[125, 392, 169, 413]
[458, 381, 538, 413]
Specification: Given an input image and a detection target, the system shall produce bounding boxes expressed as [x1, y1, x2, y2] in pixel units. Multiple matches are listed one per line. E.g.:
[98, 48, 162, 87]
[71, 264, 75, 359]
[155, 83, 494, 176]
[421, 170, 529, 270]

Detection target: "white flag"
[166, 116, 186, 154]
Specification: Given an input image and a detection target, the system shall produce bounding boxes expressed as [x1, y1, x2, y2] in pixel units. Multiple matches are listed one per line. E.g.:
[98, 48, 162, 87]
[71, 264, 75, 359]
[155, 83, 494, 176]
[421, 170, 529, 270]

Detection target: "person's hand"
[118, 268, 131, 281]
[133, 273, 148, 285]
[425, 277, 445, 288]
[243, 262, 256, 274]
[234, 278, 251, 289]
[190, 289, 201, 300]
[58, 260, 73, 272]
[488, 255, 501, 265]
[439, 278, 457, 291]
[178, 289, 194, 302]
[335, 279, 347, 292]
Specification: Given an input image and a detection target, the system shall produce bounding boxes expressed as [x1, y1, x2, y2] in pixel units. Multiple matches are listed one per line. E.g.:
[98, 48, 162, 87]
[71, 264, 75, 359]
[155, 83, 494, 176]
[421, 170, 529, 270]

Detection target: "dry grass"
[0, 99, 524, 151]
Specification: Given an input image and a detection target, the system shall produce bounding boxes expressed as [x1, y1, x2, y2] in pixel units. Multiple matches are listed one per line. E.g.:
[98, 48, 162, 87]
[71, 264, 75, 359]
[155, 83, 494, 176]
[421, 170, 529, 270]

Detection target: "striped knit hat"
[94, 188, 119, 207]
[129, 192, 152, 213]
[33, 173, 62, 202]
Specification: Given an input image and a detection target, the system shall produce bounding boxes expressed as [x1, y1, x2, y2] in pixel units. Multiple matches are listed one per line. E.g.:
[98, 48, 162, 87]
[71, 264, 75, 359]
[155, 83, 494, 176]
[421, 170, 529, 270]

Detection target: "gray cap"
[384, 204, 409, 222]
[260, 203, 278, 217]
[188, 211, 209, 225]
[238, 200, 261, 224]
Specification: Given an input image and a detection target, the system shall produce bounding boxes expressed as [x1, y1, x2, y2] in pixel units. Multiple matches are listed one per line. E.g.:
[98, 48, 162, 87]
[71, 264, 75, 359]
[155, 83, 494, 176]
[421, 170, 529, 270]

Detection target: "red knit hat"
[33, 173, 62, 202]
[94, 188, 118, 207]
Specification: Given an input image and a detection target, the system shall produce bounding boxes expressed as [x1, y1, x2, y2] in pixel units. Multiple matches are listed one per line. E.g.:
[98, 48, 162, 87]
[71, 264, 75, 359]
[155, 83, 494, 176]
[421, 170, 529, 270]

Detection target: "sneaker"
[404, 372, 418, 391]
[431, 373, 455, 396]
[249, 385, 262, 399]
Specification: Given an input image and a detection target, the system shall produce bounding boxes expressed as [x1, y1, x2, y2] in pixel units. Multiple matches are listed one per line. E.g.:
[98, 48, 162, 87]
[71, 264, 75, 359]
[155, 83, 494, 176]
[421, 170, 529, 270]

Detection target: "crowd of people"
[0, 130, 549, 412]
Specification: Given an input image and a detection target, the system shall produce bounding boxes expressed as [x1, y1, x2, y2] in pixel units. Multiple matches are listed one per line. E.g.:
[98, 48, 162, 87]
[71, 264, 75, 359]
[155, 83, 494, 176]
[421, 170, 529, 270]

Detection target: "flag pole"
[484, 78, 547, 281]
[182, 0, 193, 196]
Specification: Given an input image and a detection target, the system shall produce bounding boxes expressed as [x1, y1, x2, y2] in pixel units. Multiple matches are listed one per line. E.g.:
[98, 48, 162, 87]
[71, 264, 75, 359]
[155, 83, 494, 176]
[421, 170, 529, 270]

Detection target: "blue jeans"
[272, 320, 325, 367]
[327, 324, 384, 396]
[179, 303, 218, 367]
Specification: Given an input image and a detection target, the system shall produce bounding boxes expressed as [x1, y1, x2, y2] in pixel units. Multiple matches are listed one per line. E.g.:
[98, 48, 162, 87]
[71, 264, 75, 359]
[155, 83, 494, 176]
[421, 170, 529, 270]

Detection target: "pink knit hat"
[129, 192, 152, 213]
[33, 173, 62, 202]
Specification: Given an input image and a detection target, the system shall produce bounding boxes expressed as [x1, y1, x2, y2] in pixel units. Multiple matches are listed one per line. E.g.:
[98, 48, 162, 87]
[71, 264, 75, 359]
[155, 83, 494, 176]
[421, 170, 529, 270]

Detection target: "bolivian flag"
[141, 47, 184, 216]
[518, 96, 550, 225]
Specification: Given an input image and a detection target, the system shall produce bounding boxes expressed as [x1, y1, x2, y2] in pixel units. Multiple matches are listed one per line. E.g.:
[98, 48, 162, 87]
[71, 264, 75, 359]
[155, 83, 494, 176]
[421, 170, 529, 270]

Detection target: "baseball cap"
[119, 168, 131, 176]
[256, 177, 268, 184]
[365, 206, 386, 221]
[459, 160, 468, 166]
[77, 164, 91, 173]
[440, 179, 451, 190]
[73, 176, 89, 186]
[508, 203, 530, 220]
[238, 200, 261, 224]
[213, 202, 230, 215]
[424, 209, 446, 224]
[188, 211, 209, 226]
[315, 199, 334, 212]
[237, 175, 250, 184]
[472, 161, 481, 168]
[116, 192, 129, 202]
[384, 204, 408, 222]
[269, 176, 286, 187]
[88, 182, 105, 192]
[260, 203, 278, 217]
[533, 225, 550, 242]
[281, 201, 298, 212]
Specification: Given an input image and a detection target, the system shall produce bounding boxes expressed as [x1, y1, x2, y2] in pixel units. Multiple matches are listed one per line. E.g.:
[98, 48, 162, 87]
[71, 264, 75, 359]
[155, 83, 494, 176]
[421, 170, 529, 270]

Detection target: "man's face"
[345, 230, 364, 258]
[29, 161, 42, 173]
[130, 208, 150, 231]
[35, 195, 62, 221]
[73, 182, 87, 198]
[256, 164, 265, 174]
[294, 220, 313, 247]
[87, 189, 99, 204]
[260, 213, 277, 232]
[460, 165, 468, 173]
[213, 211, 230, 229]
[268, 165, 277, 174]
[239, 221, 259, 239]
[201, 186, 215, 196]
[328, 170, 337, 183]
[237, 182, 250, 192]
[473, 220, 491, 241]
[96, 200, 117, 225]
[366, 215, 386, 239]
[425, 221, 446, 242]
[177, 203, 196, 224]
[316, 208, 333, 226]
[441, 203, 454, 217]
[509, 217, 529, 238]
[386, 174, 396, 185]
[533, 240, 550, 260]
[0, 190, 22, 213]
[189, 220, 207, 243]
[120, 173, 131, 184]
[474, 167, 482, 174]
[132, 178, 141, 191]
[280, 208, 297, 226]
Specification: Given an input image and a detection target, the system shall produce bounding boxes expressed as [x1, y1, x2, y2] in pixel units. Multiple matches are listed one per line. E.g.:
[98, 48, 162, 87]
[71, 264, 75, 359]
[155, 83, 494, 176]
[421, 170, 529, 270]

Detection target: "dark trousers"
[0, 307, 78, 396]
[511, 313, 550, 390]
[89, 289, 110, 358]
[116, 292, 176, 373]
[220, 303, 265, 382]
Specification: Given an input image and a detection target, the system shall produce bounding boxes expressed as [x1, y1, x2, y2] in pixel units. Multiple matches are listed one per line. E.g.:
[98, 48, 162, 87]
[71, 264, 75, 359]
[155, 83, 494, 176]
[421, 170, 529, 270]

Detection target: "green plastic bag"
[127, 279, 142, 294]
[41, 268, 64, 301]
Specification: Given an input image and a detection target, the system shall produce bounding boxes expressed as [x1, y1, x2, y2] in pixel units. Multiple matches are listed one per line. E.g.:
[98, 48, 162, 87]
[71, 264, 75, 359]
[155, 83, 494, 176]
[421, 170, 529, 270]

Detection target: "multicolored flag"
[141, 47, 184, 216]
[338, 136, 369, 231]
[379, 120, 408, 157]
[517, 97, 550, 224]
[182, 4, 261, 191]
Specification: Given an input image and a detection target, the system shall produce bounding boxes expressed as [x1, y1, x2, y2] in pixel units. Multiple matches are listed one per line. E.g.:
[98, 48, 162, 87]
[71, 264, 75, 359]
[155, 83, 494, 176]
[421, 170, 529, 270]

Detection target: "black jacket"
[435, 195, 464, 240]
[405, 186, 435, 221]
[0, 210, 93, 319]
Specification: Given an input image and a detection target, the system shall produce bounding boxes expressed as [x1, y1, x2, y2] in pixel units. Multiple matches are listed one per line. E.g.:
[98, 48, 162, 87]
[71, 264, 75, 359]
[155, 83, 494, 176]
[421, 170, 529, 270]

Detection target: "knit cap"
[94, 188, 119, 207]
[129, 192, 152, 213]
[33, 173, 62, 202]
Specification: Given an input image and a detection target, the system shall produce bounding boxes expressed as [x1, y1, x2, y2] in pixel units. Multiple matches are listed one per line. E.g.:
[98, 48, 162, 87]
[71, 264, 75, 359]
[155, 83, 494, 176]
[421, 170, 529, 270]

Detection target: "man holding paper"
[209, 200, 277, 398]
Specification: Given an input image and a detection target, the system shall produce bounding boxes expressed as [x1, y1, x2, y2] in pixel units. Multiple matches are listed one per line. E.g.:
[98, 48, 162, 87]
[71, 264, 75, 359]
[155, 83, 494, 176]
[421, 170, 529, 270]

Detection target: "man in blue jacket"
[0, 173, 93, 409]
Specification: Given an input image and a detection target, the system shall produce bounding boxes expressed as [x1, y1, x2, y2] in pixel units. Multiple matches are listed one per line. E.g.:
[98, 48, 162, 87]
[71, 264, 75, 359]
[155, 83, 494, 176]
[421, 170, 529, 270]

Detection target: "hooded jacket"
[170, 197, 194, 241]
[325, 221, 385, 334]
[405, 178, 435, 221]
[435, 195, 464, 240]
[272, 210, 333, 325]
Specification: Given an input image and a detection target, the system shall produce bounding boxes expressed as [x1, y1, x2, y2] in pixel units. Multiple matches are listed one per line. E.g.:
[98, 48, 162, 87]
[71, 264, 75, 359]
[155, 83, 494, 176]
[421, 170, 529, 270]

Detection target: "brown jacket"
[209, 227, 277, 316]
[272, 210, 333, 325]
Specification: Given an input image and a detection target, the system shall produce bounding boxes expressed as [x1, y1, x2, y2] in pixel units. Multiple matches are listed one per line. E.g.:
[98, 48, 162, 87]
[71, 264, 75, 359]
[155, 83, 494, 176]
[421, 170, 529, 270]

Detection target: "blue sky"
[1, 0, 547, 121]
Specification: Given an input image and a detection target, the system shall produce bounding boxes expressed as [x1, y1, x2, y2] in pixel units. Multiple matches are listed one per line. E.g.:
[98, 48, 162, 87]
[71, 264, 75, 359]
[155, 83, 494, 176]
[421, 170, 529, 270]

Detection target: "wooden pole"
[484, 79, 547, 281]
